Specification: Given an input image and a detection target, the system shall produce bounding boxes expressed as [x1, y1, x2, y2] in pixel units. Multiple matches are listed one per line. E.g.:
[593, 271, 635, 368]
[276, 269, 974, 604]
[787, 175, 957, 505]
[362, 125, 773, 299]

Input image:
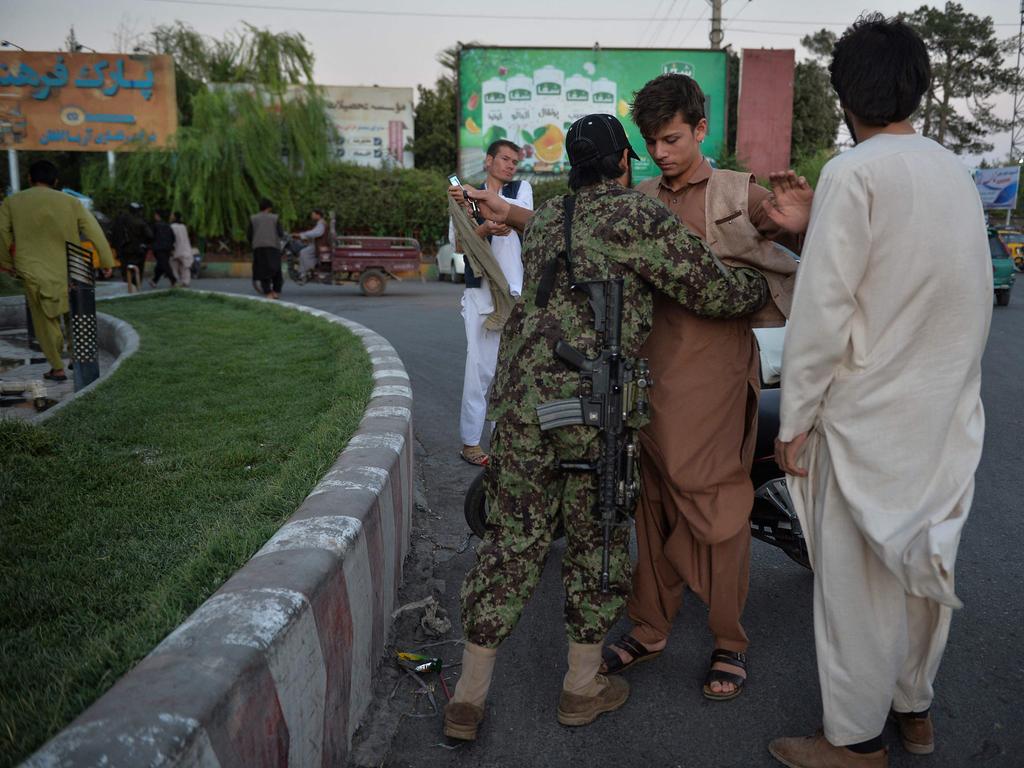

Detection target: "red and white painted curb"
[23, 295, 413, 767]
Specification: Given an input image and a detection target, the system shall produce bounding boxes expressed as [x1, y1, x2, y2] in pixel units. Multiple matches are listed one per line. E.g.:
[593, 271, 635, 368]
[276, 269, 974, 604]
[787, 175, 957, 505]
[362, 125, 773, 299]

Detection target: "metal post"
[8, 149, 19, 193]
[1007, 208, 1013, 227]
[709, 0, 724, 49]
[106, 150, 115, 180]
[66, 241, 100, 390]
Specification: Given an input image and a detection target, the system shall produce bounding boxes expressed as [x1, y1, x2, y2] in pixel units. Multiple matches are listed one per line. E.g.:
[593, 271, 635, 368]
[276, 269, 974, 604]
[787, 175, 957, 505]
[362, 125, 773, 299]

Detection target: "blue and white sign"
[974, 166, 1021, 210]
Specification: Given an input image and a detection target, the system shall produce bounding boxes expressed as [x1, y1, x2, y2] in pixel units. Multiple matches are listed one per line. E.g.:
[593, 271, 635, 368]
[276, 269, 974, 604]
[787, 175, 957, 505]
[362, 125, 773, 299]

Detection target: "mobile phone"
[448, 173, 479, 215]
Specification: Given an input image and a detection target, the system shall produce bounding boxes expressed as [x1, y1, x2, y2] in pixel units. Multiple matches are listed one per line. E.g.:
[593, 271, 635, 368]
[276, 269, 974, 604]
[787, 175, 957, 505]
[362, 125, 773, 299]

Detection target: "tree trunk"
[938, 72, 952, 146]
[922, 88, 935, 137]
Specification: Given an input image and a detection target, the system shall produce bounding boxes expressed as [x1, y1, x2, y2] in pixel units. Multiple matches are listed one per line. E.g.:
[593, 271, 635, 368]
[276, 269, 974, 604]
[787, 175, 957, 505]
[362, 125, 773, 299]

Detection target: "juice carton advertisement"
[458, 47, 728, 183]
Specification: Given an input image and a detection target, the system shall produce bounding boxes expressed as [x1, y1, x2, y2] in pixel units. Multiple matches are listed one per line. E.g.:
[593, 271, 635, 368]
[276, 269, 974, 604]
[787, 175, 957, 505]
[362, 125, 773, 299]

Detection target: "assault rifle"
[535, 277, 650, 593]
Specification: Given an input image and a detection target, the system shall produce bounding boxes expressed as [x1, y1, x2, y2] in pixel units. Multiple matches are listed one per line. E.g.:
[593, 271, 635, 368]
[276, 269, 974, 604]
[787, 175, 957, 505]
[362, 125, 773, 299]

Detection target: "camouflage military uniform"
[460, 178, 767, 647]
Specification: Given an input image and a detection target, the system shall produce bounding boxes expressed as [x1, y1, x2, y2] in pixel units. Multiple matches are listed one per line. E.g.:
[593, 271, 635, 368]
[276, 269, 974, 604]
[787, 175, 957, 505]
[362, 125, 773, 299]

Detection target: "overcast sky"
[4, 0, 1019, 161]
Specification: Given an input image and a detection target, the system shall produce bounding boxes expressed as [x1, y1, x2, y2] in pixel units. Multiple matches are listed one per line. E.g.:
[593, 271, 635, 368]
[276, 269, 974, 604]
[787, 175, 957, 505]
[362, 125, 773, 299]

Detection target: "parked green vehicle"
[991, 229, 1016, 306]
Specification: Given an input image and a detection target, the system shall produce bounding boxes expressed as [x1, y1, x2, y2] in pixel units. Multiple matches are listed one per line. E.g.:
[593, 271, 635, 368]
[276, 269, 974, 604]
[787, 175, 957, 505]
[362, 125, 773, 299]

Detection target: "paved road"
[201, 277, 1024, 768]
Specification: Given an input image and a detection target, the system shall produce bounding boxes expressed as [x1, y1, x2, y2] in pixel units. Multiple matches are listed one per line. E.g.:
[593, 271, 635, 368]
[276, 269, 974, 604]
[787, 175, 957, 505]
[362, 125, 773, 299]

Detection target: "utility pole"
[1009, 1, 1024, 226]
[1010, 0, 1024, 163]
[709, 0, 724, 49]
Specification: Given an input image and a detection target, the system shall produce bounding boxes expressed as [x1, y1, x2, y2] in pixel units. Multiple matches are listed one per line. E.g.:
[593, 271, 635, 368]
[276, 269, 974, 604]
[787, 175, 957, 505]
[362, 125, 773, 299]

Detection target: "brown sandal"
[600, 633, 663, 674]
[460, 449, 489, 467]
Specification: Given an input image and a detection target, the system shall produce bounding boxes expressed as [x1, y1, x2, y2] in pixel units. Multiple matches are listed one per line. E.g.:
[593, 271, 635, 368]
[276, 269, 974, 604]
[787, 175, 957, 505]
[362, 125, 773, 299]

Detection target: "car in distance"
[435, 241, 465, 283]
[991, 229, 1016, 306]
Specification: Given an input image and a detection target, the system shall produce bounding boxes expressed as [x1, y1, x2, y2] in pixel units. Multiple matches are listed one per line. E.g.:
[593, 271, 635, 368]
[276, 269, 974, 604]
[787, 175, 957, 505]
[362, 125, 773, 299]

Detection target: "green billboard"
[457, 46, 728, 184]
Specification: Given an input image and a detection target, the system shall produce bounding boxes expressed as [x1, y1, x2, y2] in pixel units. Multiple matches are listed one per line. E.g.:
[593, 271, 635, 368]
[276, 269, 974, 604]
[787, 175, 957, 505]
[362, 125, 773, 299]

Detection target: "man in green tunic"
[0, 160, 115, 380]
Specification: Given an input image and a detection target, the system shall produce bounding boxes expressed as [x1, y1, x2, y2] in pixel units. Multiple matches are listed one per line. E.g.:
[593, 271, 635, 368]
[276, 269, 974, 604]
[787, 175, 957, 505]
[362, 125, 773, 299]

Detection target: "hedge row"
[294, 165, 450, 252]
[85, 161, 570, 255]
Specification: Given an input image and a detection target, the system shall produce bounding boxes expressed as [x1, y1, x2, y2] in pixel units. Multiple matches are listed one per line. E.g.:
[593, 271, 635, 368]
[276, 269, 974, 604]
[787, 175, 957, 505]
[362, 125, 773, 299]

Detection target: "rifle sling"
[535, 195, 576, 308]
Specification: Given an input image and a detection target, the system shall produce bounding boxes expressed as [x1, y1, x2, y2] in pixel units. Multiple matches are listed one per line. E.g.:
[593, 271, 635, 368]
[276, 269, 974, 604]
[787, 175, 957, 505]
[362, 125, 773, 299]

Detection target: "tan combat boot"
[889, 710, 934, 755]
[443, 643, 497, 741]
[557, 641, 630, 727]
[768, 731, 888, 768]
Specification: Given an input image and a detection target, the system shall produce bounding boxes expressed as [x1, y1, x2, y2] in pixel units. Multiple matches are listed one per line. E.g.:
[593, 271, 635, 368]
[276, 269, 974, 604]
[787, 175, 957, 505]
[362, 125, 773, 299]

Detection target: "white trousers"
[805, 435, 953, 746]
[170, 254, 193, 286]
[460, 288, 501, 446]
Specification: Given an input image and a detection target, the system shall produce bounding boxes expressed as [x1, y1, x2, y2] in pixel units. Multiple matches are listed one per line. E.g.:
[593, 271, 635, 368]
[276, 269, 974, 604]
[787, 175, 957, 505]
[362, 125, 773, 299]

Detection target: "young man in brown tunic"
[602, 74, 805, 699]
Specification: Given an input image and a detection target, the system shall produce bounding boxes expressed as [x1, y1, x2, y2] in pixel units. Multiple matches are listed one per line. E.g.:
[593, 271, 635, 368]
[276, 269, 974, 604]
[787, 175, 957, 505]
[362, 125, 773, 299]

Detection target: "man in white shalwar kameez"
[451, 140, 532, 467]
[767, 15, 992, 768]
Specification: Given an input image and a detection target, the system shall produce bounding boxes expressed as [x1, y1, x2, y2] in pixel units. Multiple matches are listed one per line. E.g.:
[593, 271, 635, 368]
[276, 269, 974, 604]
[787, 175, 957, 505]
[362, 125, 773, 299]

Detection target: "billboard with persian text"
[457, 46, 728, 183]
[316, 85, 415, 169]
[0, 51, 177, 152]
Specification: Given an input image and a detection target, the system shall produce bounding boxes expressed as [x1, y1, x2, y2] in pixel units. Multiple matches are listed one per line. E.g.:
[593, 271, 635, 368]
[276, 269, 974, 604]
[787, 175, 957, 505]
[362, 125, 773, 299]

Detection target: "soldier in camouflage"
[443, 114, 768, 742]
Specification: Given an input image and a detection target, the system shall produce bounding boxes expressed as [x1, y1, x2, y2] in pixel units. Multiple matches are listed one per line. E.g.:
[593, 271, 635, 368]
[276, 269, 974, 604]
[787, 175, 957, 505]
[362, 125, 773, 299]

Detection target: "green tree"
[791, 30, 841, 161]
[84, 88, 332, 239]
[901, 2, 1014, 154]
[409, 43, 479, 173]
[138, 21, 316, 125]
[81, 23, 331, 238]
[410, 78, 457, 173]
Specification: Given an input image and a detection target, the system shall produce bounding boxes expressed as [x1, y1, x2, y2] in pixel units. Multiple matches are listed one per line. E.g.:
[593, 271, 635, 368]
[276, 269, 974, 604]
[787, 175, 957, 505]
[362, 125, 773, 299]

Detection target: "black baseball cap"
[565, 113, 640, 166]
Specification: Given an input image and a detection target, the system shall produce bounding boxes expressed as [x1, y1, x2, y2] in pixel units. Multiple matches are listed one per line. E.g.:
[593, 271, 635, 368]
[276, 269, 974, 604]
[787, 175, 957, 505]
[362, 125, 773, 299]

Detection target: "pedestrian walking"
[112, 202, 152, 289]
[169, 212, 194, 287]
[0, 160, 114, 381]
[248, 199, 284, 298]
[149, 209, 176, 288]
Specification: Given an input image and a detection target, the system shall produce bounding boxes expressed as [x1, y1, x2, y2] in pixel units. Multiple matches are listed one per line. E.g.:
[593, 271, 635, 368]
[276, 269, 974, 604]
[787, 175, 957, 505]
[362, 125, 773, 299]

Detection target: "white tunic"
[779, 133, 992, 609]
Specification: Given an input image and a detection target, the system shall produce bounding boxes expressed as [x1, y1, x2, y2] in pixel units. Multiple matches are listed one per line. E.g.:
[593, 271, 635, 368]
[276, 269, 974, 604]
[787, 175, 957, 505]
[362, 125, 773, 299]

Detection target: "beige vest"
[704, 169, 797, 328]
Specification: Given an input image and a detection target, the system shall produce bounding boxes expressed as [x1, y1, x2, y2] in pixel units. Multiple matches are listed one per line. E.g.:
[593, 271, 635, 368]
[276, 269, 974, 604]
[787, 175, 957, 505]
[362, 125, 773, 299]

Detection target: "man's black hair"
[486, 139, 521, 158]
[259, 198, 273, 211]
[829, 13, 931, 126]
[312, 208, 324, 217]
[28, 160, 58, 187]
[172, 211, 183, 223]
[568, 151, 627, 192]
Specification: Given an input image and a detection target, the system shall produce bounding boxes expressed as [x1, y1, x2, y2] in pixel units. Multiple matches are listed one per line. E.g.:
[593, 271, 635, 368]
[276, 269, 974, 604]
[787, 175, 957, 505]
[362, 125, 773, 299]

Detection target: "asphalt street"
[200, 276, 1024, 768]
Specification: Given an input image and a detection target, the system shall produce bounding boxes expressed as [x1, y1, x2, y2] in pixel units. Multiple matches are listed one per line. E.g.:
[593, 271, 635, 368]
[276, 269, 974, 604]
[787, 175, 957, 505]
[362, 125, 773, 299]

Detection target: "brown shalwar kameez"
[628, 159, 798, 653]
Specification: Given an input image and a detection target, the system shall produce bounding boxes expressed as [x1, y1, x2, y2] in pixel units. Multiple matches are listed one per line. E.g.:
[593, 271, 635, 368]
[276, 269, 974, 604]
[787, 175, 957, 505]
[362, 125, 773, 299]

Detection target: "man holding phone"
[449, 140, 533, 467]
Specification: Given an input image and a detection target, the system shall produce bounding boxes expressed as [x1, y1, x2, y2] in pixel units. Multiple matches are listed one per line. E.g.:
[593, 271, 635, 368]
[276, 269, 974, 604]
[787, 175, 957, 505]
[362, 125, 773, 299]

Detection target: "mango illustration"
[468, 92, 479, 110]
[533, 124, 564, 164]
[617, 99, 629, 117]
[465, 117, 481, 134]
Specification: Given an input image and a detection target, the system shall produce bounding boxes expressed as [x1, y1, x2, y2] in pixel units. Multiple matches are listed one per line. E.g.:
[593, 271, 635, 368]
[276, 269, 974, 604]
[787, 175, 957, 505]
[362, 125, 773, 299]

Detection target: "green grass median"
[0, 291, 374, 766]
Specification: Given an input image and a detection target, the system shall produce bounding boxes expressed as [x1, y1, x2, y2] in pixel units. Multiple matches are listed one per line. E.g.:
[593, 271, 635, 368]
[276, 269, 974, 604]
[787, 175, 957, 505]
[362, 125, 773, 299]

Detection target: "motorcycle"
[462, 385, 811, 570]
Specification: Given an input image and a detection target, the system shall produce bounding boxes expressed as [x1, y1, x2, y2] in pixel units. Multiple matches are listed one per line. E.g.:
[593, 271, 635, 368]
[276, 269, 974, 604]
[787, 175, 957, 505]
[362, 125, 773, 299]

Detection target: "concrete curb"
[33, 313, 140, 423]
[23, 292, 414, 768]
[0, 296, 139, 425]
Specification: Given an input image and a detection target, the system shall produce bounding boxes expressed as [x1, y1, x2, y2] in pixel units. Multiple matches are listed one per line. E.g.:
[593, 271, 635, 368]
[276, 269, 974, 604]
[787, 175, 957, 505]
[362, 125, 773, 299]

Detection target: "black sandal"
[43, 370, 67, 382]
[600, 633, 663, 675]
[702, 649, 747, 701]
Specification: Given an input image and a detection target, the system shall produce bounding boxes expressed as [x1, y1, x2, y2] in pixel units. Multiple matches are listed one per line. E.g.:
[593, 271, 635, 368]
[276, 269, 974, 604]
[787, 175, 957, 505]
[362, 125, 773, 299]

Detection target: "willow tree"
[83, 22, 332, 238]
[84, 88, 332, 239]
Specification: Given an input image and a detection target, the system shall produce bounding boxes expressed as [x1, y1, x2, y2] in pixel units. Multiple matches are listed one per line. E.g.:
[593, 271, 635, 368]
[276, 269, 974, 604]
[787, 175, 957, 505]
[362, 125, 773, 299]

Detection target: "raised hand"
[464, 187, 511, 223]
[762, 170, 814, 235]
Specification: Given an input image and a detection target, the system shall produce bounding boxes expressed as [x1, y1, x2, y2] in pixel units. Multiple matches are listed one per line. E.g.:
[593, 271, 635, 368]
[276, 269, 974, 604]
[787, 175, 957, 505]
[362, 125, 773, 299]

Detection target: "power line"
[663, 0, 695, 47]
[678, 6, 709, 46]
[723, 0, 753, 33]
[638, 0, 668, 46]
[140, 2, 1020, 26]
[648, 0, 680, 46]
